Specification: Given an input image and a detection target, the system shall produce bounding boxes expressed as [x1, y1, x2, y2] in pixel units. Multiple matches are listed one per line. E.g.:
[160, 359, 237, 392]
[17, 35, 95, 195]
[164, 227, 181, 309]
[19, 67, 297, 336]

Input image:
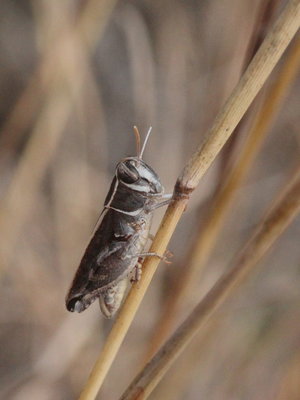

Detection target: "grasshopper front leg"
[146, 193, 173, 212]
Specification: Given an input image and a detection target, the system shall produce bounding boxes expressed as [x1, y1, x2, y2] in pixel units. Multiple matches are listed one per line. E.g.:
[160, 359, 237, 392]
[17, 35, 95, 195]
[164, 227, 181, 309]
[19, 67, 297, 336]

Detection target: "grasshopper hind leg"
[99, 278, 128, 318]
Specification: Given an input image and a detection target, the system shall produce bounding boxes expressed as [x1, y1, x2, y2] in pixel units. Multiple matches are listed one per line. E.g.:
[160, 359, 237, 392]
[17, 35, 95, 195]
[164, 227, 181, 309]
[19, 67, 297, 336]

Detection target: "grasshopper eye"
[117, 162, 139, 184]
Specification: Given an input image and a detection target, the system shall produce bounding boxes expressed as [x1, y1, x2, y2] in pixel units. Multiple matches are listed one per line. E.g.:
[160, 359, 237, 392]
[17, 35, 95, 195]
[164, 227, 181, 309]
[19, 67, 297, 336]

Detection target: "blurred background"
[0, 0, 300, 399]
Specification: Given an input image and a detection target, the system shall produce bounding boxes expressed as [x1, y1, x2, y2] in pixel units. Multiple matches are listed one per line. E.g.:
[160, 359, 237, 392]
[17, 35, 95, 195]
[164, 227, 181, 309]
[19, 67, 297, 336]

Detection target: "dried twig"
[143, 36, 300, 360]
[275, 345, 300, 400]
[78, 1, 300, 399]
[218, 0, 279, 180]
[120, 166, 300, 400]
[0, 0, 118, 153]
[0, 0, 117, 272]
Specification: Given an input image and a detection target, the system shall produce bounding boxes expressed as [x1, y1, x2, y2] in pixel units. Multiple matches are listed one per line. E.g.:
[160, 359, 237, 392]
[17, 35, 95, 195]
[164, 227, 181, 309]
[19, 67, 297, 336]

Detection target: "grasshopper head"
[115, 126, 163, 195]
[117, 158, 163, 195]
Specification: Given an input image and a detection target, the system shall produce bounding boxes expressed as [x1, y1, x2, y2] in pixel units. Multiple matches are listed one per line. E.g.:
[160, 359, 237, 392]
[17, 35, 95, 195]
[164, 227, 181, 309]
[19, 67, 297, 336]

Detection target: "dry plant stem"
[0, 0, 118, 153]
[120, 167, 300, 400]
[78, 2, 300, 399]
[178, 0, 300, 191]
[78, 200, 188, 400]
[219, 0, 279, 178]
[78, 0, 119, 49]
[0, 87, 71, 264]
[0, 1, 117, 272]
[275, 347, 300, 400]
[0, 74, 42, 153]
[245, 0, 280, 60]
[144, 36, 300, 360]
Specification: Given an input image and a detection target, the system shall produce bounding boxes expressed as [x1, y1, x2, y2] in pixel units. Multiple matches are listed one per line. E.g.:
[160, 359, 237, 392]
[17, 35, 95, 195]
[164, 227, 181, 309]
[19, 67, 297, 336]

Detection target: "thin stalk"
[144, 36, 300, 360]
[177, 0, 300, 191]
[120, 165, 300, 400]
[77, 1, 300, 399]
[0, 0, 118, 154]
[218, 0, 279, 180]
[275, 347, 300, 400]
[0, 0, 117, 272]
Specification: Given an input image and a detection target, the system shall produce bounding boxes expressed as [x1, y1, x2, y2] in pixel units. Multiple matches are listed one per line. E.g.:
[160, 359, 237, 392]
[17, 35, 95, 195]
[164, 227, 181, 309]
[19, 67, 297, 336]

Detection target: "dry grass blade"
[120, 166, 300, 400]
[0, 87, 71, 266]
[0, 0, 118, 154]
[0, 0, 118, 274]
[218, 0, 279, 179]
[77, 1, 300, 399]
[77, 0, 119, 49]
[178, 0, 300, 191]
[143, 36, 300, 360]
[78, 200, 188, 400]
[275, 347, 300, 400]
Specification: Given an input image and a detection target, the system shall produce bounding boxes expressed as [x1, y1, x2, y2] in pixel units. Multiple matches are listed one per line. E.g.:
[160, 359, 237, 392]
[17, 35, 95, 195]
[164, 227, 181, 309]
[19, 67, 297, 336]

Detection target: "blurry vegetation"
[0, 1, 299, 399]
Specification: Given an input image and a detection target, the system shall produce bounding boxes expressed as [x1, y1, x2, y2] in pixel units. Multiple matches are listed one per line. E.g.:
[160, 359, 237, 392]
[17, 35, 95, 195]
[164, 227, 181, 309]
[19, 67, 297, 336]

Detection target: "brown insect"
[66, 127, 172, 318]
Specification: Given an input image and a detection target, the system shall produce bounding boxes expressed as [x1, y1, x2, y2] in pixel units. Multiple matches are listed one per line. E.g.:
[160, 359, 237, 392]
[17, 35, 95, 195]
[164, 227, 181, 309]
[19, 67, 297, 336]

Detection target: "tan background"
[0, 0, 299, 399]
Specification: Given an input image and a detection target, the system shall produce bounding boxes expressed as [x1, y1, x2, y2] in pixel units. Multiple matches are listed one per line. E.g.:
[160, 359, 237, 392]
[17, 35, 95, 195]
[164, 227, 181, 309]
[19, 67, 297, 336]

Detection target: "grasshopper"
[66, 127, 172, 318]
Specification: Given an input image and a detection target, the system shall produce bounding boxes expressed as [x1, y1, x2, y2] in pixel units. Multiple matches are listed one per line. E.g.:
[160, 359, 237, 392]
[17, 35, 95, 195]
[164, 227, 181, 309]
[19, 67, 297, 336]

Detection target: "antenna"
[139, 126, 153, 159]
[133, 126, 141, 157]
